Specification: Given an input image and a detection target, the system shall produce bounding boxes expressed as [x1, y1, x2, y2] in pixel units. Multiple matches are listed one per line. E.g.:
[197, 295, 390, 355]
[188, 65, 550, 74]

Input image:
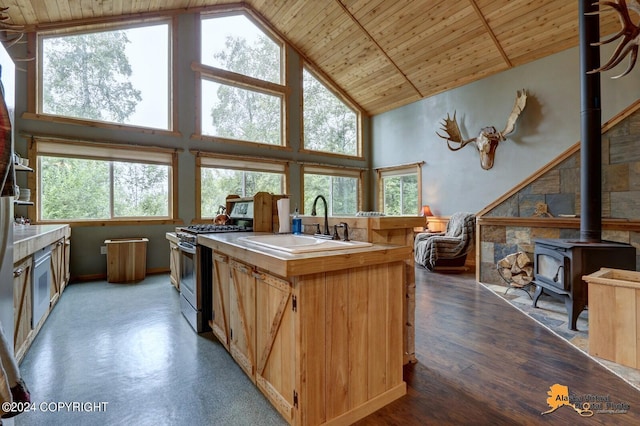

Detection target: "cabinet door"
[229, 259, 256, 381]
[63, 236, 71, 292]
[49, 239, 64, 304]
[169, 241, 180, 290]
[255, 272, 295, 423]
[13, 257, 33, 358]
[211, 252, 230, 350]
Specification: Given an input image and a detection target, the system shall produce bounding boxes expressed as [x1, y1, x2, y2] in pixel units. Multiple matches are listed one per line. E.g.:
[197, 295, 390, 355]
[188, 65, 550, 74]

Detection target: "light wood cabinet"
[13, 256, 33, 360]
[255, 271, 295, 423]
[228, 259, 257, 381]
[13, 225, 70, 362]
[207, 237, 406, 426]
[169, 241, 180, 290]
[63, 234, 70, 290]
[211, 251, 230, 350]
[49, 232, 71, 305]
[50, 238, 65, 304]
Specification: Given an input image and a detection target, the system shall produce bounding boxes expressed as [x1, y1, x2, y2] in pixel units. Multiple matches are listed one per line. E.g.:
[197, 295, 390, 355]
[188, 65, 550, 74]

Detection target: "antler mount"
[436, 90, 527, 170]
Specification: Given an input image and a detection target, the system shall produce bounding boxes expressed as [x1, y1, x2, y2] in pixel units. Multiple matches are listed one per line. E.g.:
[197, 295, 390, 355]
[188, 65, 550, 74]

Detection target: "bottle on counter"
[292, 208, 302, 235]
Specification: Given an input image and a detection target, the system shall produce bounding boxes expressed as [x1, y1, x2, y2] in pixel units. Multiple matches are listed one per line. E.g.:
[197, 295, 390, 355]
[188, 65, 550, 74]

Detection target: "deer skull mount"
[436, 90, 527, 170]
[587, 0, 640, 78]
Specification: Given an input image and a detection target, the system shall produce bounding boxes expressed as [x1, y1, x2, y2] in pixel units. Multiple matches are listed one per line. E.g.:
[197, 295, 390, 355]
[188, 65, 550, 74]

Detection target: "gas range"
[181, 224, 253, 234]
[176, 224, 254, 245]
[177, 198, 255, 244]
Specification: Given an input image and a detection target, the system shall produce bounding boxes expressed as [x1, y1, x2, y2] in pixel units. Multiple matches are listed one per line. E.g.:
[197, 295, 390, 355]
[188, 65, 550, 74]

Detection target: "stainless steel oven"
[177, 237, 211, 333]
[175, 198, 255, 333]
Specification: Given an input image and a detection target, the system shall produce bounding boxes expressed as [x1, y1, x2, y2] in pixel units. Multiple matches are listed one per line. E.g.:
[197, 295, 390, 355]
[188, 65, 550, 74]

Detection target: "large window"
[377, 163, 423, 216]
[197, 13, 285, 146]
[35, 138, 177, 223]
[302, 166, 362, 216]
[197, 153, 287, 218]
[303, 67, 359, 157]
[39, 22, 171, 130]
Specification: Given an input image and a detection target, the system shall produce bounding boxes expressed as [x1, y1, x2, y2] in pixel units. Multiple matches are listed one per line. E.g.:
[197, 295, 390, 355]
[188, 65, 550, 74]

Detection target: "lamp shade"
[422, 205, 433, 217]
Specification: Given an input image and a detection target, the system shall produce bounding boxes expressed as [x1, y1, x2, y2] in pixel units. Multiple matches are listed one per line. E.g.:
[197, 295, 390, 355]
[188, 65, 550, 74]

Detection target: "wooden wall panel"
[347, 267, 369, 409]
[6, 0, 623, 116]
[325, 270, 349, 418]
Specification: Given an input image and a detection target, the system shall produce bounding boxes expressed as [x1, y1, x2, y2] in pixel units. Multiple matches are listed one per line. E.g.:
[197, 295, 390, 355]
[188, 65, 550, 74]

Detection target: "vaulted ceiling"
[3, 1, 623, 115]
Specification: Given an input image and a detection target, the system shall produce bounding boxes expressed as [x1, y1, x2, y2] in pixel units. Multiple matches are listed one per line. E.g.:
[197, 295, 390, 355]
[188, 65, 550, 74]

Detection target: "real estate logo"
[541, 383, 630, 417]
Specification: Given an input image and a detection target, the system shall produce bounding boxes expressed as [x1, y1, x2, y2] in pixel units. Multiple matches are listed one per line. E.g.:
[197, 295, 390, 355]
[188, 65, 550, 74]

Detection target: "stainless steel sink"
[239, 234, 372, 253]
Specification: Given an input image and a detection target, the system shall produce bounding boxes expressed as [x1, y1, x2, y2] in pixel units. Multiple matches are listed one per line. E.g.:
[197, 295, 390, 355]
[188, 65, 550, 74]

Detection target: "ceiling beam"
[335, 0, 423, 98]
[468, 0, 512, 68]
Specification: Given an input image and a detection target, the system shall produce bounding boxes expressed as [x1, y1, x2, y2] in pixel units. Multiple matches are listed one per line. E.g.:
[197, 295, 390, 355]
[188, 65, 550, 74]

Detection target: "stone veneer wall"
[479, 105, 640, 286]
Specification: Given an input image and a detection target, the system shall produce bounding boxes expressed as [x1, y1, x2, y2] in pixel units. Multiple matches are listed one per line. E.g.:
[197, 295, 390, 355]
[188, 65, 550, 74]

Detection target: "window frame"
[301, 164, 364, 215]
[30, 136, 180, 226]
[193, 151, 289, 221]
[376, 162, 423, 215]
[301, 63, 363, 160]
[193, 10, 288, 149]
[28, 18, 177, 136]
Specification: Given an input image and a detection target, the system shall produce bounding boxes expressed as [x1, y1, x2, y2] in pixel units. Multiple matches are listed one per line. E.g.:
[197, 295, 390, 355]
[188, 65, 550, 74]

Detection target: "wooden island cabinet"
[200, 232, 410, 426]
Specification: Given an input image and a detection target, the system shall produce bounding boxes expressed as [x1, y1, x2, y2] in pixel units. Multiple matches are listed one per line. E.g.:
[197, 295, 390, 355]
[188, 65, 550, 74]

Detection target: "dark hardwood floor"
[357, 267, 640, 425]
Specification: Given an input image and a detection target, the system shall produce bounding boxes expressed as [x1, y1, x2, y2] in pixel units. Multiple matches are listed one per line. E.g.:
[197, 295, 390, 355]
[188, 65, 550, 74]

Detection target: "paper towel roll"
[277, 198, 291, 233]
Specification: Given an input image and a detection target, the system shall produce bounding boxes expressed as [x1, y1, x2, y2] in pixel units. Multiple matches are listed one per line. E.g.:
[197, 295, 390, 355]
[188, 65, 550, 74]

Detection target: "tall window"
[303, 67, 359, 157]
[302, 166, 361, 215]
[197, 153, 287, 218]
[39, 22, 171, 130]
[35, 138, 176, 222]
[377, 163, 422, 216]
[198, 13, 285, 146]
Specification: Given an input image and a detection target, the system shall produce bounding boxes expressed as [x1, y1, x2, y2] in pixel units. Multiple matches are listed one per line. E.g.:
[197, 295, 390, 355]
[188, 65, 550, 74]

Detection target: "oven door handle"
[178, 242, 197, 254]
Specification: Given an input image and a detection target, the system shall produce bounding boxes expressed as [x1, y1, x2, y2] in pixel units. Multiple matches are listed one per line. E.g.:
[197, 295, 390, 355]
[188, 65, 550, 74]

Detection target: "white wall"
[372, 45, 640, 216]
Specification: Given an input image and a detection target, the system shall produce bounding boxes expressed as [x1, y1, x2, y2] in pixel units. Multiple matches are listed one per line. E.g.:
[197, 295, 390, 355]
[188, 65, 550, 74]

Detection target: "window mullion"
[109, 162, 115, 219]
[329, 176, 334, 216]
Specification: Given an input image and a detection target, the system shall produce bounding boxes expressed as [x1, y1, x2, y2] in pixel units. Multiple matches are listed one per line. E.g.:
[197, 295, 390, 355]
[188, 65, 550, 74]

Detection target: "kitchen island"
[198, 232, 410, 426]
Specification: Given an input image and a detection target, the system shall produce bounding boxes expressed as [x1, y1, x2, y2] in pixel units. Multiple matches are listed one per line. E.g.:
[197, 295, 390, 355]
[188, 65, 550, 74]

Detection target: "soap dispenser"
[292, 208, 302, 234]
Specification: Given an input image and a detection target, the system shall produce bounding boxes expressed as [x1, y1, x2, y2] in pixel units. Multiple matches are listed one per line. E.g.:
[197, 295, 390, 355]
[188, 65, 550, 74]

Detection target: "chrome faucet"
[311, 195, 331, 237]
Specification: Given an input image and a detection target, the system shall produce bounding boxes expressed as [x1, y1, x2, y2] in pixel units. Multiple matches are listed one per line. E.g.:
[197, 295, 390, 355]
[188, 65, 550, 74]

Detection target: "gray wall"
[372, 45, 640, 216]
[11, 12, 369, 279]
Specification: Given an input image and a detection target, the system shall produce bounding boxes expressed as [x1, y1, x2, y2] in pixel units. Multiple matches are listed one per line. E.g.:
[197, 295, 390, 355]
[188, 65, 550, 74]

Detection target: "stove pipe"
[579, 0, 602, 242]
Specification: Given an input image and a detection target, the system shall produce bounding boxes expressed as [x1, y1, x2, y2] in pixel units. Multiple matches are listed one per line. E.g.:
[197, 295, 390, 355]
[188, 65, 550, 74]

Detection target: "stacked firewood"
[497, 252, 533, 287]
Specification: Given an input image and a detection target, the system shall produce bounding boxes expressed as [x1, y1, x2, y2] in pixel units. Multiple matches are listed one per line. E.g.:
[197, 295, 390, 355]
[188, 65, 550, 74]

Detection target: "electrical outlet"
[100, 246, 107, 255]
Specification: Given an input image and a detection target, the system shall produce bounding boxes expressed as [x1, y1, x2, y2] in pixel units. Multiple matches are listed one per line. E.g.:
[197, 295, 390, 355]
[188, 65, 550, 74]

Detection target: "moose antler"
[435, 89, 527, 170]
[587, 0, 640, 78]
[436, 111, 476, 151]
[499, 89, 528, 139]
[0, 7, 33, 70]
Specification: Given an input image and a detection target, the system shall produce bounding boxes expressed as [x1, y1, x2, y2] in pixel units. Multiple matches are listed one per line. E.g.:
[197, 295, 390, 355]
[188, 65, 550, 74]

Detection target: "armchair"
[414, 212, 476, 271]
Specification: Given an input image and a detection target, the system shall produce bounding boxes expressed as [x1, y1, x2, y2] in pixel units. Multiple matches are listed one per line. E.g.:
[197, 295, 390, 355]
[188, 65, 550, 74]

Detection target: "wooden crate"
[583, 268, 640, 369]
[105, 238, 148, 283]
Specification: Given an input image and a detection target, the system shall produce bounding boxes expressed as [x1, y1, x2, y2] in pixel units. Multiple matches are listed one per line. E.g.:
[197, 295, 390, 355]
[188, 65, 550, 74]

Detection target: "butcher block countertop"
[196, 232, 411, 278]
[13, 224, 70, 263]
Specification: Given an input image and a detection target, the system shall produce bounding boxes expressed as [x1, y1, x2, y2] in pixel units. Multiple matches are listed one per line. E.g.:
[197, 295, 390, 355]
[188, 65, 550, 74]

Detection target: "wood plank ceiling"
[3, 0, 622, 115]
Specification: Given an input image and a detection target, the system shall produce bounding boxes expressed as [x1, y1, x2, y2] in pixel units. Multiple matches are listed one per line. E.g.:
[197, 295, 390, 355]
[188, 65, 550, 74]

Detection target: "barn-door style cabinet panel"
[203, 232, 409, 425]
[13, 224, 70, 362]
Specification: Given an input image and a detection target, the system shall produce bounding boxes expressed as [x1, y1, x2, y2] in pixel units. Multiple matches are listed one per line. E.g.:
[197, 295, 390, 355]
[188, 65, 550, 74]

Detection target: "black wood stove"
[531, 2, 637, 331]
[532, 239, 635, 330]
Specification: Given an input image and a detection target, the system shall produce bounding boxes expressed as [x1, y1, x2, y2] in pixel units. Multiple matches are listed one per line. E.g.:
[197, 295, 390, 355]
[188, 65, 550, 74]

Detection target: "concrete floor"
[14, 274, 285, 426]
